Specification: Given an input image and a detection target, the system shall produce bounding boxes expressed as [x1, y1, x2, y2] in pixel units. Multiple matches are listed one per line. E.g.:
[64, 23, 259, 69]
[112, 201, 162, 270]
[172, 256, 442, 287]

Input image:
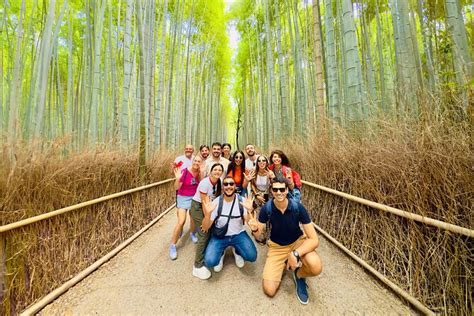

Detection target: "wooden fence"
[0, 179, 175, 315]
[2, 177, 472, 315]
[302, 180, 473, 315]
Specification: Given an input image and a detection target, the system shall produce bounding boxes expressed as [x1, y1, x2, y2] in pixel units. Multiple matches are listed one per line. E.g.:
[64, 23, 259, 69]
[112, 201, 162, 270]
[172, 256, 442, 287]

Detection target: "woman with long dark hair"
[189, 163, 224, 280]
[247, 155, 274, 208]
[269, 150, 303, 202]
[226, 150, 248, 195]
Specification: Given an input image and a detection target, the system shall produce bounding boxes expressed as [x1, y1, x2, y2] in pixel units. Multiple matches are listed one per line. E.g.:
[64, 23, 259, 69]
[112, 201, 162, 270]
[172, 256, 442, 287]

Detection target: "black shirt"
[259, 199, 311, 245]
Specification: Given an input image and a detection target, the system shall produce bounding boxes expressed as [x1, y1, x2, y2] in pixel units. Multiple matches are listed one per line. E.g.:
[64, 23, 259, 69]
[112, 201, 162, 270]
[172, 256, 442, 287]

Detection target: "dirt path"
[40, 209, 416, 315]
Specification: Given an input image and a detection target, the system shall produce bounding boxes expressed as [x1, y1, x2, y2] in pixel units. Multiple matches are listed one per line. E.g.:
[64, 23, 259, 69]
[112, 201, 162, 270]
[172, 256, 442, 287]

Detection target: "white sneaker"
[169, 244, 177, 260]
[232, 248, 245, 268]
[192, 265, 211, 280]
[214, 254, 225, 272]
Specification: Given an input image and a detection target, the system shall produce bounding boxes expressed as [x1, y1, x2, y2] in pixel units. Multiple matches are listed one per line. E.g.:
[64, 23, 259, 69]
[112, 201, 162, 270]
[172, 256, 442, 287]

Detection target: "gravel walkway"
[40, 209, 416, 315]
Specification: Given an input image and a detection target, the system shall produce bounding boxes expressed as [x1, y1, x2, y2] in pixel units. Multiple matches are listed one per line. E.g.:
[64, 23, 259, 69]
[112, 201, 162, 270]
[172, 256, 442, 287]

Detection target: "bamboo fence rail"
[0, 179, 174, 233]
[303, 178, 472, 314]
[0, 178, 175, 315]
[2, 177, 471, 315]
[301, 180, 474, 237]
[20, 204, 176, 316]
[313, 223, 435, 315]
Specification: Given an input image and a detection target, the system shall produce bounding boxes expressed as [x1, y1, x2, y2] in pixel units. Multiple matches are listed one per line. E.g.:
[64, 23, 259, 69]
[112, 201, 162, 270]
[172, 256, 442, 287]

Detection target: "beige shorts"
[262, 236, 306, 282]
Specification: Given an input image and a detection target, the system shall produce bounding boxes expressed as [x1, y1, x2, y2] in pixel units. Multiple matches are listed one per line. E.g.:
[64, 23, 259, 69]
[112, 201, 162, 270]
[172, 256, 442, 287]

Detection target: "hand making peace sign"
[239, 195, 258, 232]
[285, 167, 294, 184]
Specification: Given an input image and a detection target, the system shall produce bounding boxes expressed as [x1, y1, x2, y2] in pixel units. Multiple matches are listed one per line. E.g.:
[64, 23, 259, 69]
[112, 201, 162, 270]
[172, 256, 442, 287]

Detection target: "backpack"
[211, 195, 244, 238]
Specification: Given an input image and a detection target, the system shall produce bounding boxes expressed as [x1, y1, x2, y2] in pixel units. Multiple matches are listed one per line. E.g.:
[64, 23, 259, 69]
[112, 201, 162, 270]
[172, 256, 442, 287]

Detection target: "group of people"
[170, 142, 322, 305]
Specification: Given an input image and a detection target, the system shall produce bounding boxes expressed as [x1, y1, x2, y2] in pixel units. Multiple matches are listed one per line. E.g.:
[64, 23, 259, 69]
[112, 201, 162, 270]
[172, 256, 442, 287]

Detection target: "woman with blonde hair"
[169, 156, 202, 260]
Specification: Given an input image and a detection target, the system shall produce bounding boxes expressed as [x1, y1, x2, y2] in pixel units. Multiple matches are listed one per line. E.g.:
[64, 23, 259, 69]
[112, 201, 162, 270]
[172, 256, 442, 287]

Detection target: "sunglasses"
[257, 159, 266, 162]
[234, 156, 243, 160]
[271, 187, 286, 193]
[223, 182, 235, 187]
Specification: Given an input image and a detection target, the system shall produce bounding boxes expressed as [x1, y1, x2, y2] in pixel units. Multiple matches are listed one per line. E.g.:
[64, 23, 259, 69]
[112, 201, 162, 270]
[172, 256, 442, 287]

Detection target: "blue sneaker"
[293, 269, 309, 304]
[169, 244, 177, 260]
[190, 232, 198, 244]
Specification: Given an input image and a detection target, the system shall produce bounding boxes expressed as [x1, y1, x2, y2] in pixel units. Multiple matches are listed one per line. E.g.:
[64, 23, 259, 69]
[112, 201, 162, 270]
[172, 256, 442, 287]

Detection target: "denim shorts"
[176, 194, 193, 209]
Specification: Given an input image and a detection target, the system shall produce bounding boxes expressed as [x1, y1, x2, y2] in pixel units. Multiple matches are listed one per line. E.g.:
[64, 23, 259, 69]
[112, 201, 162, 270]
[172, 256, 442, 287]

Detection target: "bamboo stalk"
[302, 180, 474, 238]
[314, 223, 435, 315]
[0, 234, 5, 310]
[20, 203, 176, 316]
[0, 179, 174, 233]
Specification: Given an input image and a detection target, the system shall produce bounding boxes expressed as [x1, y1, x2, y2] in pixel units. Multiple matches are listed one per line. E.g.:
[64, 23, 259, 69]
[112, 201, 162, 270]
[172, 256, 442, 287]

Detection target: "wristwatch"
[292, 250, 301, 262]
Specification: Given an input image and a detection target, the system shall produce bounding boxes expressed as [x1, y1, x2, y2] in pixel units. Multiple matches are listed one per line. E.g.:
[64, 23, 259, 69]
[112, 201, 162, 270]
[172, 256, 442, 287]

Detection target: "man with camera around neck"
[200, 176, 257, 276]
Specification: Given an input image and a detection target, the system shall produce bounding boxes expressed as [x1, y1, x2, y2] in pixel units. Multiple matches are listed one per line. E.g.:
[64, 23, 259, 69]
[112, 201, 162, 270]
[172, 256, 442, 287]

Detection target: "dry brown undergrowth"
[281, 118, 473, 315]
[0, 146, 176, 314]
[0, 147, 176, 224]
[1, 110, 472, 314]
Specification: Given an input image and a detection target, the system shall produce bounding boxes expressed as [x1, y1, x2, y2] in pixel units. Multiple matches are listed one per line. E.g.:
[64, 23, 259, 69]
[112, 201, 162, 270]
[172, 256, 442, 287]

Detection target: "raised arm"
[239, 195, 254, 222]
[200, 195, 216, 232]
[243, 168, 255, 190]
[173, 167, 183, 190]
[285, 168, 295, 190]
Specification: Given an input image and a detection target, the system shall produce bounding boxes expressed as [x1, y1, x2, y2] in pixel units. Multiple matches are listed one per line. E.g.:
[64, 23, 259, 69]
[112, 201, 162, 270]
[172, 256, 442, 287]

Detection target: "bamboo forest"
[0, 0, 472, 315]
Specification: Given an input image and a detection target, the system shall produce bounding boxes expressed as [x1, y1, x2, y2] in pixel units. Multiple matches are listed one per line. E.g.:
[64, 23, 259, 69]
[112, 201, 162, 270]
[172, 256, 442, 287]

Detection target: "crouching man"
[248, 178, 322, 305]
[201, 176, 257, 273]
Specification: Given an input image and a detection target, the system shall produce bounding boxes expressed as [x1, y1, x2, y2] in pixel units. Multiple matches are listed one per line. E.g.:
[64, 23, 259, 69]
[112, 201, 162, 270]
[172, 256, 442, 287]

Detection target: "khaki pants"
[263, 236, 312, 282]
[189, 200, 210, 268]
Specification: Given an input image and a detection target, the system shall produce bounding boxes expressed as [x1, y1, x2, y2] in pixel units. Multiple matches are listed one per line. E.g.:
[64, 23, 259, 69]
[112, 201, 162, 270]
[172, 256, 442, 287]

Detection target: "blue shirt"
[258, 199, 311, 246]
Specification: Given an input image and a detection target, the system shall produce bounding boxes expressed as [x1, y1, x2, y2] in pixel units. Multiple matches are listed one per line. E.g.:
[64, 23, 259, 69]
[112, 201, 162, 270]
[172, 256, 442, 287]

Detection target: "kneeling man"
[248, 178, 322, 305]
[201, 176, 257, 273]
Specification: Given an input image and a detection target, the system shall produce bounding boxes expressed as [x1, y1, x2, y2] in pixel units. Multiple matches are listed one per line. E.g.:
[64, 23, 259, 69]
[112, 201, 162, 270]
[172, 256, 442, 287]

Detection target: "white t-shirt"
[174, 155, 193, 171]
[255, 174, 270, 192]
[245, 157, 257, 170]
[211, 195, 247, 236]
[192, 177, 219, 203]
[205, 157, 230, 179]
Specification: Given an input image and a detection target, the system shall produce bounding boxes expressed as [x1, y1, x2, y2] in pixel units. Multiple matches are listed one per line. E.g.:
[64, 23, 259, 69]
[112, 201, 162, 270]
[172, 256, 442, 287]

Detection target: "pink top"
[177, 168, 199, 196]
